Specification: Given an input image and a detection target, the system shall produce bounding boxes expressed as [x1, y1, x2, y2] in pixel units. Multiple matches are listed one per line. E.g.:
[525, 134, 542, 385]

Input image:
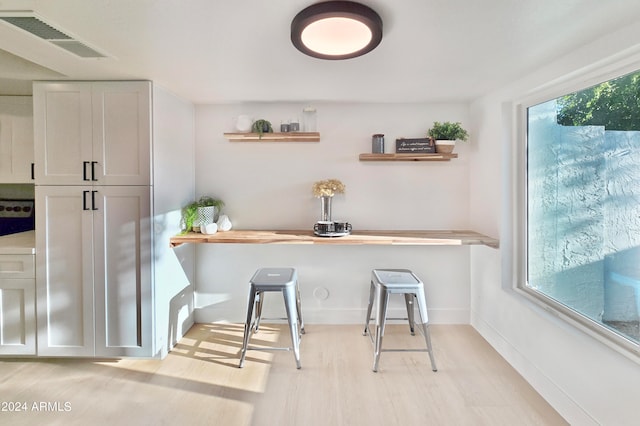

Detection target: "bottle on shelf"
[303, 105, 317, 132]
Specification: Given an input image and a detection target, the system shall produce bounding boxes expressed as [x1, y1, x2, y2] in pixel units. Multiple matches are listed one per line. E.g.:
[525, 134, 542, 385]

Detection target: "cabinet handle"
[82, 191, 90, 211]
[91, 161, 98, 181]
[91, 190, 98, 210]
[83, 161, 90, 181]
[31, 163, 34, 180]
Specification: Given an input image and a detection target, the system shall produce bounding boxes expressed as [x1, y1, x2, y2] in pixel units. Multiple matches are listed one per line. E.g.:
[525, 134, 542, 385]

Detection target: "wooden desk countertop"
[169, 229, 499, 249]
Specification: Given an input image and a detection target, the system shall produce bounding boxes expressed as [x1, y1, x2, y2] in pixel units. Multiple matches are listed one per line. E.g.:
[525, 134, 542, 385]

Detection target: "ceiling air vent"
[50, 40, 105, 58]
[0, 14, 106, 58]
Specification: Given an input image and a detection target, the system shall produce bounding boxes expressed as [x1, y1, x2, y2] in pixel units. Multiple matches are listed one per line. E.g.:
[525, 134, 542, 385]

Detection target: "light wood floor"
[0, 324, 567, 426]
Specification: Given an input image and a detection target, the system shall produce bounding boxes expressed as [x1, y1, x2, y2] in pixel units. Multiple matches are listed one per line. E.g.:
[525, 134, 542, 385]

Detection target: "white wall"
[151, 85, 196, 356]
[469, 20, 640, 426]
[193, 102, 476, 324]
[189, 17, 640, 425]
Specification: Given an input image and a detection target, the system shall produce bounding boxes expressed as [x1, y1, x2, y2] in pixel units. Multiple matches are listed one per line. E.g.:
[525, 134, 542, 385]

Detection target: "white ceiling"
[0, 0, 639, 103]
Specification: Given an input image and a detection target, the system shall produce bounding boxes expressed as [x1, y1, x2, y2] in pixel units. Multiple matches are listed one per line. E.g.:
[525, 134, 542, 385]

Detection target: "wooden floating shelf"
[224, 132, 320, 142]
[170, 229, 499, 249]
[359, 153, 458, 161]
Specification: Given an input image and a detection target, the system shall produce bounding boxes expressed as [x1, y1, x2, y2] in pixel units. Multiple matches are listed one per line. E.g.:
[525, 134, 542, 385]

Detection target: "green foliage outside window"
[556, 70, 640, 131]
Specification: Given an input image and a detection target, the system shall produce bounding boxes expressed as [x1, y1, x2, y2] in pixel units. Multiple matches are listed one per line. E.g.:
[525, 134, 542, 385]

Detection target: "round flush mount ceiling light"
[291, 1, 383, 60]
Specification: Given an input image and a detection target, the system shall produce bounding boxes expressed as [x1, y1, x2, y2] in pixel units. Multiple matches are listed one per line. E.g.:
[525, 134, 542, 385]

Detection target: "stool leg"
[373, 288, 389, 372]
[404, 293, 416, 335]
[421, 323, 437, 372]
[363, 281, 375, 336]
[283, 286, 302, 369]
[415, 287, 437, 372]
[253, 291, 263, 332]
[239, 287, 257, 368]
[296, 283, 305, 335]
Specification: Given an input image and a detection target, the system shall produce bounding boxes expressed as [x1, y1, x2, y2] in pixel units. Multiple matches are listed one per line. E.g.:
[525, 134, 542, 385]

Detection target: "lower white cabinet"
[36, 185, 152, 357]
[0, 254, 36, 355]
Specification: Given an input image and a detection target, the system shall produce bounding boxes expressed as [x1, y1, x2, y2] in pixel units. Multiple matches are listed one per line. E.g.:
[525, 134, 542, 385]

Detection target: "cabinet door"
[0, 96, 34, 183]
[0, 253, 36, 355]
[93, 186, 152, 357]
[33, 83, 93, 185]
[92, 82, 151, 186]
[0, 279, 36, 355]
[36, 186, 95, 356]
[34, 81, 151, 186]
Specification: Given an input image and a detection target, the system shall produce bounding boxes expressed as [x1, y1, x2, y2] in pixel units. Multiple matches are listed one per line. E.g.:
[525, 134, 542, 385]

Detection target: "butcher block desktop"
[169, 229, 499, 249]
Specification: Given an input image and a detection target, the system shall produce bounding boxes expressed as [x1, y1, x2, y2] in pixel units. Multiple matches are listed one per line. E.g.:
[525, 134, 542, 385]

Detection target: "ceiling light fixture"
[291, 1, 383, 60]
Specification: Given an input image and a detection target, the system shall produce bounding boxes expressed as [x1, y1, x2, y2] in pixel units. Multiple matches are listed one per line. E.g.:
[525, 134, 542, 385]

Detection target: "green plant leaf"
[427, 121, 469, 141]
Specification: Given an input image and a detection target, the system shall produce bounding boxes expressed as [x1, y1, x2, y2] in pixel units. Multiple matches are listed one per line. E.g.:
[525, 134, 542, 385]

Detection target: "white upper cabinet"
[33, 82, 151, 186]
[0, 96, 34, 183]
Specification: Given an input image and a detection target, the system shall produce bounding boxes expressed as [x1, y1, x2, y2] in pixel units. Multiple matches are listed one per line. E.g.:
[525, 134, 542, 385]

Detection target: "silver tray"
[313, 230, 351, 238]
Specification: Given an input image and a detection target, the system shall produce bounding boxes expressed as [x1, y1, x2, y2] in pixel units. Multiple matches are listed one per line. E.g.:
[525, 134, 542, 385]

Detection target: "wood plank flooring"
[0, 324, 567, 426]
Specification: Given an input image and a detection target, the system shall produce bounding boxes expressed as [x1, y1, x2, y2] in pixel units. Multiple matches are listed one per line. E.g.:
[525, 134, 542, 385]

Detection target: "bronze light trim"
[291, 1, 383, 60]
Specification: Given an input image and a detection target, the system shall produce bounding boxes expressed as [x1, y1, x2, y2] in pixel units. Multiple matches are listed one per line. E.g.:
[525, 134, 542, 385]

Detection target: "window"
[524, 70, 640, 353]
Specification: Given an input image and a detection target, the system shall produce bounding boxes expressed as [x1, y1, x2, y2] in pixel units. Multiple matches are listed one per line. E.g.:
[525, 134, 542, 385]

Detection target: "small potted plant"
[251, 119, 273, 139]
[197, 196, 225, 230]
[427, 121, 469, 153]
[181, 196, 225, 233]
[181, 201, 200, 233]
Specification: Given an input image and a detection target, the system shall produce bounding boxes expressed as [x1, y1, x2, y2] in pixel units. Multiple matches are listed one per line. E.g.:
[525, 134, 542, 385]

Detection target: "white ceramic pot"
[197, 206, 217, 229]
[435, 140, 456, 154]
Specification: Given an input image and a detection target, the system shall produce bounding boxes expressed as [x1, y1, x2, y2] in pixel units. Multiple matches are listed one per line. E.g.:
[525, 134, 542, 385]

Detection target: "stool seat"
[251, 267, 297, 288]
[239, 267, 304, 369]
[364, 268, 437, 372]
[372, 269, 421, 287]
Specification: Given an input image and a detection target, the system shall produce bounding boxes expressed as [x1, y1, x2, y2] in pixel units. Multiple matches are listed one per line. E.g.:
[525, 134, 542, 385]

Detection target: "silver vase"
[320, 195, 332, 222]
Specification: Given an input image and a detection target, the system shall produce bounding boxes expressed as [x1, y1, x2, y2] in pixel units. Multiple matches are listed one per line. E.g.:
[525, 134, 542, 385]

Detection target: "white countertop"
[0, 231, 36, 255]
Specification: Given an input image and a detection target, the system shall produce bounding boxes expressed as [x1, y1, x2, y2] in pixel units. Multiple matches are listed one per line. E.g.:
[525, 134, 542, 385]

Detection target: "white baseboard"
[470, 310, 596, 426]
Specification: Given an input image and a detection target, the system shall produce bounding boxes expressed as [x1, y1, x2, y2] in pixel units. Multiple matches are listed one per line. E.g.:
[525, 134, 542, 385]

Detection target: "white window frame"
[510, 56, 640, 362]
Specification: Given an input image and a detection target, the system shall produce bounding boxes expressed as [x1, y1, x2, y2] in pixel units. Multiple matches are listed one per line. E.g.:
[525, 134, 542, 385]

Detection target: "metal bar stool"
[363, 269, 437, 372]
[239, 267, 305, 369]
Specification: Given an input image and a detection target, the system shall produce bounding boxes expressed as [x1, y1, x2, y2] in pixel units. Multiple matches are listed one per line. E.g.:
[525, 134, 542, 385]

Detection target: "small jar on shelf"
[302, 106, 317, 132]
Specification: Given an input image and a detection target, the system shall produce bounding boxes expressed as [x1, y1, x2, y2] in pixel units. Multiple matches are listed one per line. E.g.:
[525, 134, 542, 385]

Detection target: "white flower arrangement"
[312, 179, 346, 197]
